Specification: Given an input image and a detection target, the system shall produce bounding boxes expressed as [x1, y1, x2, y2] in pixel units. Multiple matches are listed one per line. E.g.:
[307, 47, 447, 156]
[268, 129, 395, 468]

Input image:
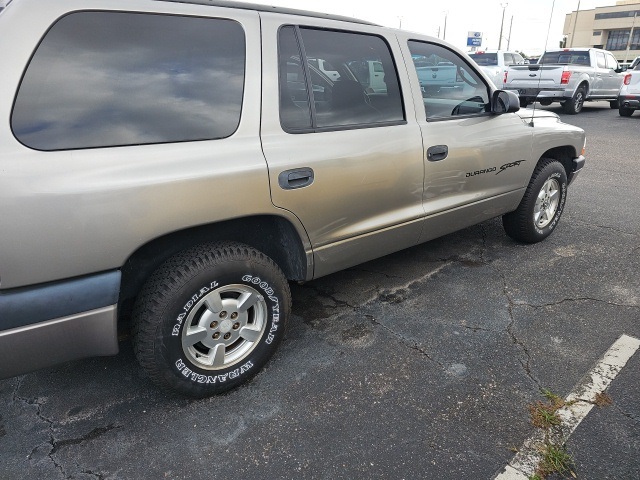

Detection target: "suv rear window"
[12, 12, 245, 150]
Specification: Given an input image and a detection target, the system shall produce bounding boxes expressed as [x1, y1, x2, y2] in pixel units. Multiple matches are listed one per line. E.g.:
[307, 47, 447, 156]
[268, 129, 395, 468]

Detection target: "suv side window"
[408, 41, 490, 120]
[278, 26, 405, 132]
[12, 12, 245, 151]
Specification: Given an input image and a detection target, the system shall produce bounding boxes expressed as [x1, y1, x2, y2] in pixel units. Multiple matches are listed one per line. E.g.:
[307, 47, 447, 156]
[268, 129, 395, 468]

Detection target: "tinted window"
[13, 12, 245, 150]
[468, 53, 498, 66]
[278, 26, 405, 131]
[408, 41, 489, 120]
[540, 51, 590, 65]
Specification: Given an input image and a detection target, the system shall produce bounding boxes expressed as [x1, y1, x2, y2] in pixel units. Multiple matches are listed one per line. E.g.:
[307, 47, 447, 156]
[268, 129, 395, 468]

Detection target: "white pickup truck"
[468, 50, 526, 88]
[618, 65, 640, 116]
[504, 48, 624, 114]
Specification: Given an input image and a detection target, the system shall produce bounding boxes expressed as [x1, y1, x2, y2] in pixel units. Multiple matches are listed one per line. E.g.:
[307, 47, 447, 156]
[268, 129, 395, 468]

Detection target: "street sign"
[467, 31, 482, 47]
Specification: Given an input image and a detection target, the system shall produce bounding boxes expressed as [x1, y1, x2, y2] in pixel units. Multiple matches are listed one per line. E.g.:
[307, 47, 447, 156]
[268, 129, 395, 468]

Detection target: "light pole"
[443, 11, 448, 41]
[624, 12, 638, 63]
[507, 15, 514, 50]
[569, 0, 581, 47]
[498, 3, 508, 50]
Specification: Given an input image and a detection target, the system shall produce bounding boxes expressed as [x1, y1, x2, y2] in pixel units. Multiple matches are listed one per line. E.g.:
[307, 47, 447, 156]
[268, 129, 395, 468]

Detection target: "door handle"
[427, 145, 448, 162]
[278, 167, 314, 190]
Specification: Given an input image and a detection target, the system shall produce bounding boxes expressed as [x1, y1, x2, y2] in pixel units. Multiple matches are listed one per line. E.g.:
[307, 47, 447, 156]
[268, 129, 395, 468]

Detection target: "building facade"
[564, 1, 640, 64]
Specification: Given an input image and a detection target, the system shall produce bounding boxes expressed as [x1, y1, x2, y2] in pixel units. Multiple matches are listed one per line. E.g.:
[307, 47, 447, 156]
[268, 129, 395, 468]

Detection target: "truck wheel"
[519, 99, 529, 108]
[562, 87, 585, 114]
[610, 100, 619, 109]
[619, 107, 634, 117]
[502, 158, 567, 243]
[133, 242, 291, 397]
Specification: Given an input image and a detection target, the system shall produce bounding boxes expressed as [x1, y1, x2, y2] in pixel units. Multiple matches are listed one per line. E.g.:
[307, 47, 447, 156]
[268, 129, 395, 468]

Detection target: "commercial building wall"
[564, 1, 640, 64]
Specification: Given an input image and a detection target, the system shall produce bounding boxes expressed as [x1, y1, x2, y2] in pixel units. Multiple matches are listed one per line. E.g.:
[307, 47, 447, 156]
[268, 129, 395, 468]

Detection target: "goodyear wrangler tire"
[133, 242, 291, 397]
[502, 158, 567, 243]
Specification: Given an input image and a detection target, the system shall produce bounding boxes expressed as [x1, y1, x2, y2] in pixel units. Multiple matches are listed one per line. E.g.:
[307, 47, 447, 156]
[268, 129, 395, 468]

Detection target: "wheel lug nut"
[224, 333, 231, 340]
[210, 321, 218, 329]
[219, 311, 227, 318]
[232, 322, 240, 330]
[231, 312, 238, 320]
[213, 332, 220, 340]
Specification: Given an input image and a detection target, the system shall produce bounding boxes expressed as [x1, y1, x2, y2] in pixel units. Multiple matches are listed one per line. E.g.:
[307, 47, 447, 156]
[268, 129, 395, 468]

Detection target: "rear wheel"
[133, 242, 291, 397]
[562, 86, 586, 114]
[610, 100, 619, 109]
[503, 158, 567, 243]
[519, 99, 529, 108]
[619, 107, 634, 117]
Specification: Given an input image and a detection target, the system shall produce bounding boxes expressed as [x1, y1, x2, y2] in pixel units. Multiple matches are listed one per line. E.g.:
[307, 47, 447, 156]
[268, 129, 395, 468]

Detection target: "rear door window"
[12, 12, 246, 150]
[278, 26, 405, 132]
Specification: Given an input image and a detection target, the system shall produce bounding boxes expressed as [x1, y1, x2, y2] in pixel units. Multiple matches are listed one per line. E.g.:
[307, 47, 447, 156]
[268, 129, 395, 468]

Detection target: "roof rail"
[156, 0, 377, 26]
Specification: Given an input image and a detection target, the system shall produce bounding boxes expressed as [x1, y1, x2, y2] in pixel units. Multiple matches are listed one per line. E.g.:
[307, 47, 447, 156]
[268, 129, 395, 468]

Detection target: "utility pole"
[507, 15, 514, 50]
[443, 11, 448, 41]
[624, 12, 638, 63]
[569, 0, 581, 47]
[498, 3, 508, 50]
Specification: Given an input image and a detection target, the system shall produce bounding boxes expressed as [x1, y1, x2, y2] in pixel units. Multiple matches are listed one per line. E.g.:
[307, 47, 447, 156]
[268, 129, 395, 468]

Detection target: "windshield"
[540, 51, 590, 65]
[468, 53, 498, 66]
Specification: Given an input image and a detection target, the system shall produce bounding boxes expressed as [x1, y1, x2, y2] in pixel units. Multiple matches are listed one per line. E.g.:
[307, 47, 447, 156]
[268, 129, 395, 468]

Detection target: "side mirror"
[492, 90, 520, 114]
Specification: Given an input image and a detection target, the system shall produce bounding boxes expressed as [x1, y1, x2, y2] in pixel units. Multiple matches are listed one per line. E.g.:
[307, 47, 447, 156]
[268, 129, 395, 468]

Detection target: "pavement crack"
[345, 267, 404, 280]
[304, 285, 358, 311]
[568, 218, 638, 237]
[515, 297, 639, 310]
[492, 264, 542, 389]
[50, 424, 122, 455]
[365, 314, 445, 369]
[613, 404, 640, 424]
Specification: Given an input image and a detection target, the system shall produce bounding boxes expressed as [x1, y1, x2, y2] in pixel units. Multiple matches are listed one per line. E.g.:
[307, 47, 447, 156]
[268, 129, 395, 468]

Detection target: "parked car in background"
[468, 50, 526, 88]
[618, 65, 640, 116]
[628, 55, 640, 71]
[504, 48, 624, 113]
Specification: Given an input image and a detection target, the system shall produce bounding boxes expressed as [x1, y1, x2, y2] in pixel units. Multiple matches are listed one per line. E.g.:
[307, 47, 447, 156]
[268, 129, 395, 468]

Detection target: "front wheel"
[502, 159, 567, 243]
[133, 242, 291, 397]
[562, 86, 586, 114]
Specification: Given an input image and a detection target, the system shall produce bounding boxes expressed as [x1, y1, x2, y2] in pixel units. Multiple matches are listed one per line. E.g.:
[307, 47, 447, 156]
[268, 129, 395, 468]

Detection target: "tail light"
[503, 70, 508, 85]
[624, 74, 632, 85]
[561, 71, 572, 84]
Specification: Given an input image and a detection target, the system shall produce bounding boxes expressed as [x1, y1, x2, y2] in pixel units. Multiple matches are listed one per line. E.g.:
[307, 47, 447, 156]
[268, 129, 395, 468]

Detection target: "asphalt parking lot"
[1, 102, 638, 480]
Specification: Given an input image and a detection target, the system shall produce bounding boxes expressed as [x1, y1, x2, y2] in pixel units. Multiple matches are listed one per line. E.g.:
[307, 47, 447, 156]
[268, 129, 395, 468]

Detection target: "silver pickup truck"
[505, 48, 624, 114]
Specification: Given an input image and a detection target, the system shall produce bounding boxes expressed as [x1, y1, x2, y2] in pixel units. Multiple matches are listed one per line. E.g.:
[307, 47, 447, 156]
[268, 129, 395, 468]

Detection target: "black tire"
[610, 100, 619, 109]
[619, 107, 634, 117]
[562, 86, 586, 114]
[133, 242, 291, 397]
[519, 98, 529, 108]
[502, 158, 568, 243]
[539, 100, 552, 106]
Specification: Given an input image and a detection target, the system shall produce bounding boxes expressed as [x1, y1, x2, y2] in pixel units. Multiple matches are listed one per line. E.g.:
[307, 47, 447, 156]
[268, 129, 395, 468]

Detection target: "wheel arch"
[537, 146, 577, 178]
[118, 215, 308, 324]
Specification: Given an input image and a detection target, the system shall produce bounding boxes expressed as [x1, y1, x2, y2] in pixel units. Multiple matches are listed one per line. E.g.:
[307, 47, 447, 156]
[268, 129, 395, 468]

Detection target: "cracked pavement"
[1, 104, 638, 479]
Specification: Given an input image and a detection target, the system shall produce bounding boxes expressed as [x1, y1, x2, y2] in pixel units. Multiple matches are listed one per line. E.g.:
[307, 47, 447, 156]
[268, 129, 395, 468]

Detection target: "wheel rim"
[534, 177, 560, 228]
[574, 92, 584, 112]
[181, 284, 267, 370]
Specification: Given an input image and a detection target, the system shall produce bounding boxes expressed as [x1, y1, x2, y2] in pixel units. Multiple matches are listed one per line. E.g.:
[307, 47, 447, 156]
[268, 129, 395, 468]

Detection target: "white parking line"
[495, 334, 640, 479]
